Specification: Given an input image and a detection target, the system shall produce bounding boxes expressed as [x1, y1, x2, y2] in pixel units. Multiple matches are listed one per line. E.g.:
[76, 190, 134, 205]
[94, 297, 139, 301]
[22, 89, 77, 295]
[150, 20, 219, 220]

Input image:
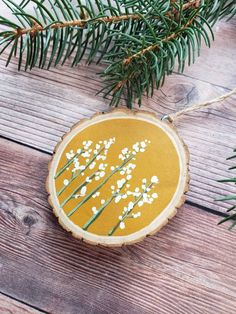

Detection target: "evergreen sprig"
[217, 149, 236, 230]
[0, 0, 235, 107]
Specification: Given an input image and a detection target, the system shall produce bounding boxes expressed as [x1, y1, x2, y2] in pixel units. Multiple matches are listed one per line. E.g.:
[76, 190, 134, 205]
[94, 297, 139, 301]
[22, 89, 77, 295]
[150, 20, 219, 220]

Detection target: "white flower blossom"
[138, 200, 143, 207]
[82, 151, 90, 158]
[80, 186, 87, 196]
[63, 179, 69, 186]
[115, 195, 122, 203]
[151, 176, 159, 184]
[152, 193, 158, 199]
[85, 176, 92, 183]
[119, 221, 125, 229]
[117, 178, 126, 189]
[66, 150, 75, 160]
[92, 207, 98, 214]
[92, 191, 100, 198]
[128, 202, 134, 210]
[99, 171, 105, 178]
[99, 163, 106, 170]
[89, 162, 96, 170]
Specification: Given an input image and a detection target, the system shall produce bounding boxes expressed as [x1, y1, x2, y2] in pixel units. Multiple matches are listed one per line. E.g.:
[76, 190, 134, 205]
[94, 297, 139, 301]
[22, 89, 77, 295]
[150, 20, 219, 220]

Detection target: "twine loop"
[161, 87, 236, 123]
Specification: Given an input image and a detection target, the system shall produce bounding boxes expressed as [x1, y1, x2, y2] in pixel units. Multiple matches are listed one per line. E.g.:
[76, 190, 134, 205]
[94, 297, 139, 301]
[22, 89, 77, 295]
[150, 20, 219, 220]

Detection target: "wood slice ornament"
[47, 110, 189, 246]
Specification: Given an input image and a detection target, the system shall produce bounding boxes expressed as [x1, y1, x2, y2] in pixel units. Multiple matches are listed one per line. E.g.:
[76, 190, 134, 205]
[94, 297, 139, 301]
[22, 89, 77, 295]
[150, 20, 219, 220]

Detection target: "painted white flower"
[126, 175, 132, 181]
[95, 176, 100, 181]
[101, 199, 105, 205]
[119, 221, 125, 229]
[63, 179, 69, 186]
[99, 163, 105, 170]
[133, 212, 141, 218]
[77, 148, 82, 154]
[128, 202, 134, 210]
[85, 176, 92, 183]
[152, 193, 158, 199]
[80, 186, 87, 196]
[92, 207, 98, 214]
[117, 178, 126, 189]
[115, 195, 122, 203]
[119, 154, 125, 160]
[82, 151, 90, 158]
[110, 166, 115, 171]
[151, 176, 159, 184]
[119, 215, 123, 221]
[99, 171, 105, 178]
[142, 178, 147, 183]
[92, 191, 100, 198]
[89, 162, 96, 170]
[66, 150, 75, 160]
[138, 200, 144, 207]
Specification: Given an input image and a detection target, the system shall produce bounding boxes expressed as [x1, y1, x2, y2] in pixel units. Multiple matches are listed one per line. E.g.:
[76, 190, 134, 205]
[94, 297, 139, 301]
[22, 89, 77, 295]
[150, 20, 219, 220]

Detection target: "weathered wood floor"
[0, 11, 236, 314]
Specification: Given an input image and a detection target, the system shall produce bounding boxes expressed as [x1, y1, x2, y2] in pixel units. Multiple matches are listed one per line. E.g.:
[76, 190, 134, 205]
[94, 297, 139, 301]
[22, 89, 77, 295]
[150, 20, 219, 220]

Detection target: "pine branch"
[0, 0, 235, 107]
[217, 150, 236, 230]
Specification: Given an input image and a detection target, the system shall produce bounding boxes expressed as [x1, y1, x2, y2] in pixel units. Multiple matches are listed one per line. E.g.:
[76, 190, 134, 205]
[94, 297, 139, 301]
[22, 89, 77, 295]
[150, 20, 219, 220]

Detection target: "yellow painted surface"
[55, 118, 180, 236]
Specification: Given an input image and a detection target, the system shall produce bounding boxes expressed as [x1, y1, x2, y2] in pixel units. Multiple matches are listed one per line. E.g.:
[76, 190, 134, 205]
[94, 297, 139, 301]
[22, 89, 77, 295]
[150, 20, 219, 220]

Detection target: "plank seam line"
[0, 291, 49, 314]
[0, 134, 52, 155]
[173, 71, 233, 92]
[186, 200, 227, 217]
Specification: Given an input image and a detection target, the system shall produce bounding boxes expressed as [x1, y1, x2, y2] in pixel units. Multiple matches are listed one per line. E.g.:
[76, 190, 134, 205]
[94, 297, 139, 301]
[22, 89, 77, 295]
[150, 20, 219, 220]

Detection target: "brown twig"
[14, 0, 200, 37]
[123, 15, 198, 66]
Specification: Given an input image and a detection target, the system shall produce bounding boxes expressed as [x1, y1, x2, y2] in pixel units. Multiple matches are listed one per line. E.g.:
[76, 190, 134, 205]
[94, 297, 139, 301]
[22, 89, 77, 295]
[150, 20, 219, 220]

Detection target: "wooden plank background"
[0, 3, 236, 313]
[1, 137, 236, 314]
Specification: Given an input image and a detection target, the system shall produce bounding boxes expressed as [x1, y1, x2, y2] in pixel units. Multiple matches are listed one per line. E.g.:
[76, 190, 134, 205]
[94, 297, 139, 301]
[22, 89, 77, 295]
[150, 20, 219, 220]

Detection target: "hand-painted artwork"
[47, 111, 188, 246]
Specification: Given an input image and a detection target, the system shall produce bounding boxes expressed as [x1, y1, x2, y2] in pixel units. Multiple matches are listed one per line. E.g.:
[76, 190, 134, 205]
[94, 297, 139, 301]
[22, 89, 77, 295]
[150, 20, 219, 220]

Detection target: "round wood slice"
[46, 109, 189, 246]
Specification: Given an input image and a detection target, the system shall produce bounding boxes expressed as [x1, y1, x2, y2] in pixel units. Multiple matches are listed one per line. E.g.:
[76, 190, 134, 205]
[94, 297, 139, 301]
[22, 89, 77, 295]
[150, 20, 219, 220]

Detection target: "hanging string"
[161, 87, 236, 122]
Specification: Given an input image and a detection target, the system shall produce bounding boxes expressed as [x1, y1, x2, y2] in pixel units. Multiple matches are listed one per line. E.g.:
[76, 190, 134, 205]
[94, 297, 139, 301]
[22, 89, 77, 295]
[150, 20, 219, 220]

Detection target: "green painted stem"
[60, 173, 96, 207]
[56, 146, 105, 197]
[108, 183, 153, 236]
[82, 180, 127, 231]
[54, 151, 83, 179]
[83, 196, 115, 231]
[67, 154, 134, 218]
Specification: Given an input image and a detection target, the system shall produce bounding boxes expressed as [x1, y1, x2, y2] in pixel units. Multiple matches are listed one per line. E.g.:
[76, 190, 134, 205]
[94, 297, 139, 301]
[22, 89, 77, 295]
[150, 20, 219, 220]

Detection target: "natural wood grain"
[179, 19, 236, 89]
[0, 294, 42, 314]
[1, 137, 236, 314]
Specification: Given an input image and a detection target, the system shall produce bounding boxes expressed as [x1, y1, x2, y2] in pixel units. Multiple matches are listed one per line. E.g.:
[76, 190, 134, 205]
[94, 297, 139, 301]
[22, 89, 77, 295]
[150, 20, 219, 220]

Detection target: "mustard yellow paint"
[54, 118, 180, 236]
